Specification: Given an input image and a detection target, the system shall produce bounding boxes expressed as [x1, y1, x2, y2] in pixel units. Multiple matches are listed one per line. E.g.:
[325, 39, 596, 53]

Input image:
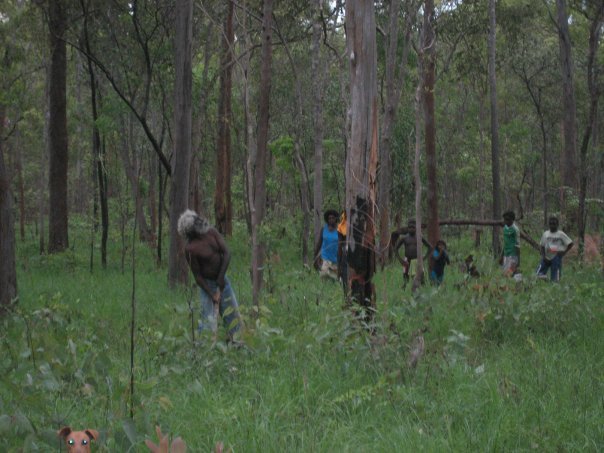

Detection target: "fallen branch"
[391, 219, 540, 251]
[438, 219, 540, 251]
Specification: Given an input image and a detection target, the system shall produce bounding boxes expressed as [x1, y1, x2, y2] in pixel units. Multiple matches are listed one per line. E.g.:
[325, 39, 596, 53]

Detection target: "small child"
[536, 216, 573, 282]
[500, 210, 520, 276]
[429, 240, 450, 286]
[394, 219, 431, 287]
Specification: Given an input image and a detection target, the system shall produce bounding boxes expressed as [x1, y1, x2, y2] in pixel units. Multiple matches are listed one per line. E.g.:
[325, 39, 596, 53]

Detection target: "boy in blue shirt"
[429, 240, 450, 286]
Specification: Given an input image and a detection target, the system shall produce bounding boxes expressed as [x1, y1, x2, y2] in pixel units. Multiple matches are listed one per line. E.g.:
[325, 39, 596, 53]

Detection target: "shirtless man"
[394, 220, 431, 286]
[177, 209, 241, 341]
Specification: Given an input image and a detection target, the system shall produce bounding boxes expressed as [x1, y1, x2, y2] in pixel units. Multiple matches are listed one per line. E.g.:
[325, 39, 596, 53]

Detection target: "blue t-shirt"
[321, 225, 339, 263]
[431, 248, 449, 277]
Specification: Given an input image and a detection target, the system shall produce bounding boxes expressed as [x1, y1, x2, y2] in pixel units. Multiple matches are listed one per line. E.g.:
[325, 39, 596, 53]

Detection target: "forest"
[0, 0, 603, 451]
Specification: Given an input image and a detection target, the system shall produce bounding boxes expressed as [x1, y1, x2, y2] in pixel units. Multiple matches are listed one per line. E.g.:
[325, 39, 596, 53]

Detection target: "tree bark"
[312, 0, 325, 255]
[378, 0, 415, 268]
[0, 103, 18, 312]
[345, 0, 379, 319]
[413, 81, 425, 293]
[488, 0, 502, 257]
[273, 17, 313, 265]
[577, 2, 603, 257]
[423, 0, 440, 250]
[215, 0, 234, 237]
[168, 0, 193, 288]
[556, 0, 578, 209]
[13, 127, 25, 241]
[47, 0, 69, 253]
[81, 0, 108, 268]
[251, 0, 274, 307]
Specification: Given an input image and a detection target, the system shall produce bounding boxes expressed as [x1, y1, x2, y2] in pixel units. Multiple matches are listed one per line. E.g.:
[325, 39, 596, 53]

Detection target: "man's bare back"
[185, 228, 230, 288]
[185, 229, 224, 279]
[177, 209, 241, 340]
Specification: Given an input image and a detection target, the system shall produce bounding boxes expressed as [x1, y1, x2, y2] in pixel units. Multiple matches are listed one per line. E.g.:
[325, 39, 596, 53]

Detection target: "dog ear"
[85, 429, 99, 441]
[58, 427, 72, 438]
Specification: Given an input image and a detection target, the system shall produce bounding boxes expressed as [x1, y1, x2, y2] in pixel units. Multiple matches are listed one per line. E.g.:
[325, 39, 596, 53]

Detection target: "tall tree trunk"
[215, 0, 234, 236]
[311, 0, 325, 254]
[82, 0, 109, 268]
[294, 144, 311, 265]
[149, 151, 157, 241]
[378, 0, 414, 268]
[118, 118, 152, 242]
[274, 17, 313, 265]
[47, 0, 69, 253]
[14, 126, 26, 241]
[345, 0, 378, 319]
[488, 0, 501, 257]
[168, 0, 193, 288]
[556, 0, 578, 216]
[423, 0, 439, 249]
[577, 2, 603, 257]
[157, 163, 167, 264]
[251, 0, 274, 307]
[0, 103, 18, 312]
[540, 112, 548, 227]
[413, 82, 425, 293]
[242, 0, 254, 235]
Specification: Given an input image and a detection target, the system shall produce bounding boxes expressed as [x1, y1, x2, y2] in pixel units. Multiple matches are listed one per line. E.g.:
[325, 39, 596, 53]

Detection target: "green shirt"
[503, 223, 520, 257]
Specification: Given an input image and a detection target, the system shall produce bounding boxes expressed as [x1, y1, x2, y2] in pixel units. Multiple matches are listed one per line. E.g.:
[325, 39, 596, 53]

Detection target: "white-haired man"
[177, 209, 241, 341]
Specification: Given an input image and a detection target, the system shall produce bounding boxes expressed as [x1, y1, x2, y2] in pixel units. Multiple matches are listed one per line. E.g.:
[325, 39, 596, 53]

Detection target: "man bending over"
[178, 209, 241, 342]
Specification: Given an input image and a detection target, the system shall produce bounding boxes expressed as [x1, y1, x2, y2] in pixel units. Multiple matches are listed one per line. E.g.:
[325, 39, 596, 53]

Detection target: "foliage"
[1, 226, 602, 451]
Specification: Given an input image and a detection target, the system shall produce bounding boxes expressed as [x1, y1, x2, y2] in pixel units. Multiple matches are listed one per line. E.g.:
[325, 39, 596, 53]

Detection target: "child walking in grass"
[536, 216, 573, 282]
[429, 240, 450, 286]
[500, 210, 520, 277]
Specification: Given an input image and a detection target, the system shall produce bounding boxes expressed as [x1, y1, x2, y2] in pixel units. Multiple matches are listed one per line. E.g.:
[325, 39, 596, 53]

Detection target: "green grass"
[1, 220, 602, 451]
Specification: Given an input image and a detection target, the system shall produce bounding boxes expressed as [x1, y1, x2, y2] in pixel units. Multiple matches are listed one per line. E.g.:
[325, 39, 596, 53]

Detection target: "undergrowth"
[0, 219, 602, 451]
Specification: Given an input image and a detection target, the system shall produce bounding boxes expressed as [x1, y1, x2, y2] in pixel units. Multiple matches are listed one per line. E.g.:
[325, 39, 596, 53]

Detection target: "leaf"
[13, 412, 34, 434]
[0, 414, 11, 433]
[42, 377, 61, 392]
[159, 396, 173, 411]
[188, 379, 204, 395]
[122, 418, 139, 445]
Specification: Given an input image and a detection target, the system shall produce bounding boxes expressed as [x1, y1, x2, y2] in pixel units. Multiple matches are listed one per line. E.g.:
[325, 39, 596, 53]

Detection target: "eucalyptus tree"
[555, 0, 578, 214]
[80, 0, 108, 268]
[505, 2, 560, 226]
[311, 0, 326, 257]
[0, 102, 17, 311]
[46, 0, 69, 253]
[271, 6, 314, 265]
[250, 0, 274, 307]
[345, 0, 379, 318]
[377, 0, 417, 267]
[423, 0, 439, 250]
[214, 0, 234, 237]
[575, 1, 604, 256]
[73, 0, 175, 248]
[488, 0, 501, 256]
[168, 0, 193, 288]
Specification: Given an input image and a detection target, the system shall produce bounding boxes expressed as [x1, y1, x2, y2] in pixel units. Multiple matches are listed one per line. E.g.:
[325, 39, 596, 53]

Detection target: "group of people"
[501, 211, 574, 282]
[312, 212, 452, 287]
[392, 220, 450, 286]
[314, 209, 575, 288]
[176, 207, 574, 342]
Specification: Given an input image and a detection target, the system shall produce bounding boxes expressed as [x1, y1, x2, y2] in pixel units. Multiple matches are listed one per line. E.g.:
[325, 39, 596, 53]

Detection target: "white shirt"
[540, 230, 573, 260]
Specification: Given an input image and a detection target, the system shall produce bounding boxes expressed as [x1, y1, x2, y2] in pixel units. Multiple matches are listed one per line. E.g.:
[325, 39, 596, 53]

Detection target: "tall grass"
[1, 219, 602, 451]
